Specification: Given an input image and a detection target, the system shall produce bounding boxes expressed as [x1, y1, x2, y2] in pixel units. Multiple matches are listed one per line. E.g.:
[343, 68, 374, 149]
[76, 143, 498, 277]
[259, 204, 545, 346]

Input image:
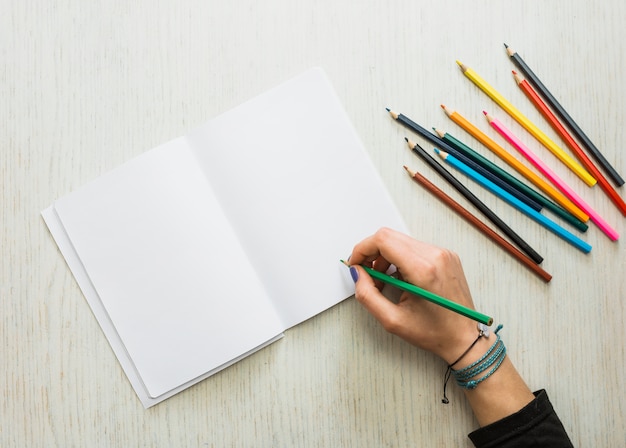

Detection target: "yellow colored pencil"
[456, 61, 596, 187]
[441, 105, 589, 223]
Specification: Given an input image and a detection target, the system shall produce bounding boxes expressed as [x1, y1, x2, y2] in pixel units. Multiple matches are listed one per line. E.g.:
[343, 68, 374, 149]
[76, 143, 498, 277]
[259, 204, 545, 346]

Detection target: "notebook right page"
[187, 68, 407, 329]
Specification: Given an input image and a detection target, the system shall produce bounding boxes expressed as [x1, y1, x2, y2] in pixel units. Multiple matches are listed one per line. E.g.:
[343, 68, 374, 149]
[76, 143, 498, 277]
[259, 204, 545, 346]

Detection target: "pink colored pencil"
[484, 111, 619, 241]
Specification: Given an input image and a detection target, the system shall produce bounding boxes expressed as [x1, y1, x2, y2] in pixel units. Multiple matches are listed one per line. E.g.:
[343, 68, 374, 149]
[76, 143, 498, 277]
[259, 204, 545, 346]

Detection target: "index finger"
[349, 227, 425, 269]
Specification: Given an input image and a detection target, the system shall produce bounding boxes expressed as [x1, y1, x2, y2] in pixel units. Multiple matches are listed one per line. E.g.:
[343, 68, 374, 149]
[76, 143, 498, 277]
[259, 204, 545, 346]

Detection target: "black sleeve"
[468, 390, 574, 448]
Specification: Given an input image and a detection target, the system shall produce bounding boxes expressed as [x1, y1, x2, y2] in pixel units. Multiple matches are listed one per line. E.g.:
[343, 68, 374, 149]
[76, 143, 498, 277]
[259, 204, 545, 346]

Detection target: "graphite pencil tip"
[387, 109, 399, 119]
[385, 107, 390, 112]
[504, 43, 509, 49]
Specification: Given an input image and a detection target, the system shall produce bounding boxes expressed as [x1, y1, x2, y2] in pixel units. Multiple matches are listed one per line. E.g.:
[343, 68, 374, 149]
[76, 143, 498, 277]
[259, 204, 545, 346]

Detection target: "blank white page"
[52, 138, 284, 399]
[187, 68, 407, 328]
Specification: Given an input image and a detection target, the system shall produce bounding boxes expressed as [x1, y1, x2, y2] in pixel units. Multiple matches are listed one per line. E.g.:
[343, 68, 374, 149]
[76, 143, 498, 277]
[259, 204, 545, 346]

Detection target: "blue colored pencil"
[435, 149, 592, 254]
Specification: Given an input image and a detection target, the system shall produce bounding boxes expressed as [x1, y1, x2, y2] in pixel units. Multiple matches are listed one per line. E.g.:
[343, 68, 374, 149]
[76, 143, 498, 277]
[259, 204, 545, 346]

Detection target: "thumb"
[351, 265, 401, 332]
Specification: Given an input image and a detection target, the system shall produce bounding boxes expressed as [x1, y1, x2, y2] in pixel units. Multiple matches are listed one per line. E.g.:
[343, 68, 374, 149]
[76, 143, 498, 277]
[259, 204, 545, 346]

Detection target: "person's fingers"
[349, 227, 409, 267]
[351, 265, 404, 333]
[350, 228, 460, 294]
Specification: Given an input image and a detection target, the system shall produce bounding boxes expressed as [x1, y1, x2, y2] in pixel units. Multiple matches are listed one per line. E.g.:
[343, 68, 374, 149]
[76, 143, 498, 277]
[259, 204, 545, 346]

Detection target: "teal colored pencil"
[434, 128, 588, 233]
[436, 149, 592, 253]
[341, 261, 493, 325]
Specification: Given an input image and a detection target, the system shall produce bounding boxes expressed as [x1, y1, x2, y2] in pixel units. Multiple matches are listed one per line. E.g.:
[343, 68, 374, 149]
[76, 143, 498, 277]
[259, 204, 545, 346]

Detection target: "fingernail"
[349, 266, 359, 283]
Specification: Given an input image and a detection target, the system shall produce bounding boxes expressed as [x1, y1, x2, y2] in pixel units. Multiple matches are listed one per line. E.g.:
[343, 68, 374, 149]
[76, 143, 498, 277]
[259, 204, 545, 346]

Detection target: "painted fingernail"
[349, 266, 359, 283]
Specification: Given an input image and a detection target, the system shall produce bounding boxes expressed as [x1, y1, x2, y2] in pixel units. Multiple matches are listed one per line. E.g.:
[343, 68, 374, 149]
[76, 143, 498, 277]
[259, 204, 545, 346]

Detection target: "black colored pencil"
[406, 138, 544, 264]
[504, 44, 624, 187]
[404, 166, 552, 282]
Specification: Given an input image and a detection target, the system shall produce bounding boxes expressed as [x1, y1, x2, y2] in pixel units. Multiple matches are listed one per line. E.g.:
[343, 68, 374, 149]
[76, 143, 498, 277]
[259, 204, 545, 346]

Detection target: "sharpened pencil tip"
[339, 259, 350, 267]
[404, 137, 409, 142]
[440, 104, 453, 117]
[433, 148, 440, 154]
[504, 43, 508, 48]
[385, 107, 390, 112]
[455, 60, 462, 66]
[482, 110, 488, 116]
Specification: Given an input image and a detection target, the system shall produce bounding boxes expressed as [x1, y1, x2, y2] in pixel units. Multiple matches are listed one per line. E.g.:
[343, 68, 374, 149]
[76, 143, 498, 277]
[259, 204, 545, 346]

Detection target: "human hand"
[347, 227, 480, 364]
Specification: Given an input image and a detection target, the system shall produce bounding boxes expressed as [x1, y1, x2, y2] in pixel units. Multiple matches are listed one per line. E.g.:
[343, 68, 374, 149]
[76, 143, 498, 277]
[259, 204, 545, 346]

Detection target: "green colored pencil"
[342, 261, 493, 326]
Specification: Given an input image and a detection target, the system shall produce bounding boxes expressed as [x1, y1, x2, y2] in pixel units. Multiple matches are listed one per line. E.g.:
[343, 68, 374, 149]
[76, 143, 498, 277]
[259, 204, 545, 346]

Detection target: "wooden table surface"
[3, 1, 625, 446]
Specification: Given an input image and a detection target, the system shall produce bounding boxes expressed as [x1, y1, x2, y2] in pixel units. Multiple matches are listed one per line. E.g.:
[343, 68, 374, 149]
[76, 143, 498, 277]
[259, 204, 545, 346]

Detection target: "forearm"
[462, 355, 534, 427]
[468, 389, 574, 448]
[449, 332, 572, 447]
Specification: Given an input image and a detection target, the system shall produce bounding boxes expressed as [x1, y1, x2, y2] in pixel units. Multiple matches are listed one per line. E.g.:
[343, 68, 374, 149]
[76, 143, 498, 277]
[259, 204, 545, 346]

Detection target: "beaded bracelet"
[442, 324, 504, 404]
[453, 333, 506, 389]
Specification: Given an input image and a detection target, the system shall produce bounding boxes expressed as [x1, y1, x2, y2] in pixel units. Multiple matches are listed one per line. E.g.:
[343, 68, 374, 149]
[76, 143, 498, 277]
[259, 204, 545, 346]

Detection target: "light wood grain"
[2, 0, 625, 446]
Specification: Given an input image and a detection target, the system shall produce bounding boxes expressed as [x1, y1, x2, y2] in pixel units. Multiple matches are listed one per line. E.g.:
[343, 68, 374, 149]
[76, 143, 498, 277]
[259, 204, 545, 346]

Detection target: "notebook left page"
[43, 137, 284, 407]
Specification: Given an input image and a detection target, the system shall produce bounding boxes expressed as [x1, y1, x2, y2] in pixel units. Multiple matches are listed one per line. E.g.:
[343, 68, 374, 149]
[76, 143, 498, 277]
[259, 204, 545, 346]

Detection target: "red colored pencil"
[513, 71, 626, 216]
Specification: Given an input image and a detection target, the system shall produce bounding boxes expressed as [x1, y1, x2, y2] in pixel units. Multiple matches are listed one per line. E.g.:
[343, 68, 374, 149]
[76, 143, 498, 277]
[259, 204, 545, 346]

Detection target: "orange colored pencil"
[441, 104, 589, 223]
[512, 71, 626, 216]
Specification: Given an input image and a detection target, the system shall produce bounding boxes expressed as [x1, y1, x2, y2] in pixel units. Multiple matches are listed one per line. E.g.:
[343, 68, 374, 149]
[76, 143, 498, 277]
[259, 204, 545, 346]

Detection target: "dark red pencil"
[513, 71, 626, 216]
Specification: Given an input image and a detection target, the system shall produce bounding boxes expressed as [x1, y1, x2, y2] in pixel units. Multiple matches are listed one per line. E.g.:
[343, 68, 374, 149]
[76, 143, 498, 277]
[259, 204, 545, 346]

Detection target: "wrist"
[442, 324, 505, 404]
[441, 322, 491, 366]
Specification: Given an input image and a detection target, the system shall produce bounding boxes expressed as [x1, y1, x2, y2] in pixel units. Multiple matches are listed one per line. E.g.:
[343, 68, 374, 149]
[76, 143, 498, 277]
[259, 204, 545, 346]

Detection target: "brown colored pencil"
[404, 165, 552, 283]
[406, 138, 544, 264]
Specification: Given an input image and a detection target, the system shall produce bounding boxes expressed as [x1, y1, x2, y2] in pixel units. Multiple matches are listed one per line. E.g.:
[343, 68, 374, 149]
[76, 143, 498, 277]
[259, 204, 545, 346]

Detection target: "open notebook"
[42, 68, 407, 407]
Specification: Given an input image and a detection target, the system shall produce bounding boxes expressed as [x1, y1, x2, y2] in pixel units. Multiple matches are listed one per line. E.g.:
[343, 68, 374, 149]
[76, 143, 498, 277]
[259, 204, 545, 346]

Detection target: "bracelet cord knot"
[442, 324, 504, 404]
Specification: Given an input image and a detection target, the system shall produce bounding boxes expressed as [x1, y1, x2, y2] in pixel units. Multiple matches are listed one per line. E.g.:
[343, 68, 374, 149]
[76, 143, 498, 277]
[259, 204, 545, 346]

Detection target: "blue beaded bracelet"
[442, 324, 505, 403]
[453, 334, 506, 389]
